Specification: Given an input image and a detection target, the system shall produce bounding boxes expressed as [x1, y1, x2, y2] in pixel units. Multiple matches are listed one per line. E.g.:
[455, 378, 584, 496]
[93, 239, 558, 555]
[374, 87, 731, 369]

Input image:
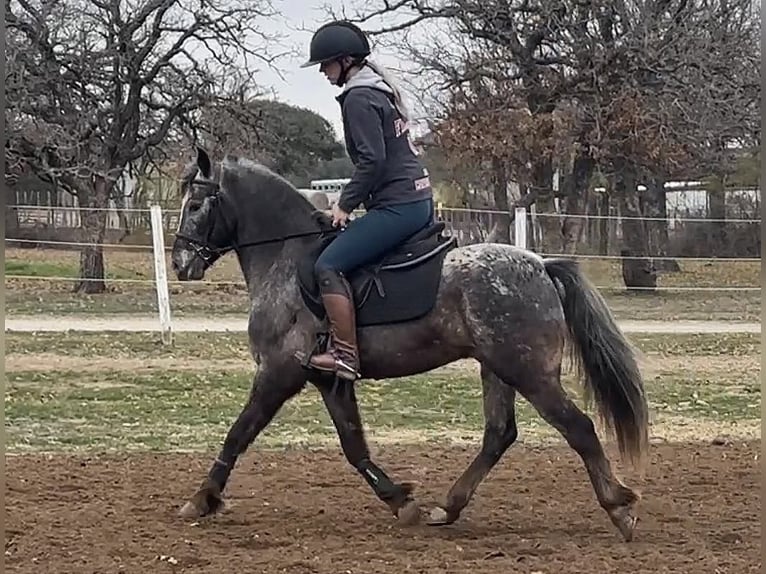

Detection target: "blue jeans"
[315, 198, 434, 276]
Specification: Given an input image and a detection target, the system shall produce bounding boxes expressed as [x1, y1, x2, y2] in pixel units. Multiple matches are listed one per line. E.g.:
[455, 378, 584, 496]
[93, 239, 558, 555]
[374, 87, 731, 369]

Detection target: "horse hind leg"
[491, 357, 641, 541]
[427, 362, 518, 526]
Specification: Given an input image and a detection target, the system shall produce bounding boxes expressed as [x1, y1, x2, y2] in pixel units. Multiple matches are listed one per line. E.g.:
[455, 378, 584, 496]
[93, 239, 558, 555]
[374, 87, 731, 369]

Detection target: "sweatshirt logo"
[394, 118, 421, 156]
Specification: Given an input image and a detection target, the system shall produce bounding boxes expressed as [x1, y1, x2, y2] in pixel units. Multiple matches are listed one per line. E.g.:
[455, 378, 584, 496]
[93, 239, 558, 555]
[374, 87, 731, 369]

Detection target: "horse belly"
[355, 278, 472, 379]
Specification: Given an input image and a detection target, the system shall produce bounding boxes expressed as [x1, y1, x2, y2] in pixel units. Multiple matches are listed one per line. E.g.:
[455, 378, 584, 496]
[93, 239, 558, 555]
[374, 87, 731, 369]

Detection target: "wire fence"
[4, 235, 761, 262]
[5, 205, 760, 294]
[8, 202, 763, 222]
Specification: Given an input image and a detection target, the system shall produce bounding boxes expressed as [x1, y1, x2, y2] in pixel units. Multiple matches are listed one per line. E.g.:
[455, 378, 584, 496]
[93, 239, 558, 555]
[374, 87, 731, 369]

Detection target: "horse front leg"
[179, 361, 306, 518]
[316, 380, 421, 525]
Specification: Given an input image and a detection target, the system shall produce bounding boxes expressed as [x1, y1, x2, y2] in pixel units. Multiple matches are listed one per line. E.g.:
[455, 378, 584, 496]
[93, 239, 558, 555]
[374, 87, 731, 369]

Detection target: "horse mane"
[217, 154, 332, 238]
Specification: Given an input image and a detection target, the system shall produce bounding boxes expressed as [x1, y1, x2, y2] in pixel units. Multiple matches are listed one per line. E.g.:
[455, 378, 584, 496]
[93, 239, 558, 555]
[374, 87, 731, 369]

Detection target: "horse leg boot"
[309, 269, 360, 381]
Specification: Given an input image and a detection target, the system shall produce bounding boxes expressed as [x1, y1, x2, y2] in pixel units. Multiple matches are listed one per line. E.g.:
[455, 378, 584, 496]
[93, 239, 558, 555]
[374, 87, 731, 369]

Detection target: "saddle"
[297, 212, 458, 327]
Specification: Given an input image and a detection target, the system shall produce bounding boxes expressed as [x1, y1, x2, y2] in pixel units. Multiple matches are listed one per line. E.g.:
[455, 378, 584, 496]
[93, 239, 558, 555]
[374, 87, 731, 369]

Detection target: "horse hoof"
[178, 481, 225, 519]
[178, 500, 204, 519]
[426, 506, 451, 526]
[609, 505, 639, 542]
[396, 500, 421, 526]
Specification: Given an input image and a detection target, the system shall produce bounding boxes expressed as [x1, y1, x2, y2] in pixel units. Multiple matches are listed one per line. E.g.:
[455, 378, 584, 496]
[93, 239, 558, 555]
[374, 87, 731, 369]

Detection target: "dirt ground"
[5, 441, 760, 574]
[4, 315, 762, 333]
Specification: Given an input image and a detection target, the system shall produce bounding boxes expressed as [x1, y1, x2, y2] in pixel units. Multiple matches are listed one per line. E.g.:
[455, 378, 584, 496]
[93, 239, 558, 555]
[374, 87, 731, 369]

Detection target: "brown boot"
[308, 271, 360, 381]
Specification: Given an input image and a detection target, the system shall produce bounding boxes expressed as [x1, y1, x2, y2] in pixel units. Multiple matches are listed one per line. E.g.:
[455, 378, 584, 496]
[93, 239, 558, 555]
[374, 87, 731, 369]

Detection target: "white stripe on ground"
[4, 316, 761, 333]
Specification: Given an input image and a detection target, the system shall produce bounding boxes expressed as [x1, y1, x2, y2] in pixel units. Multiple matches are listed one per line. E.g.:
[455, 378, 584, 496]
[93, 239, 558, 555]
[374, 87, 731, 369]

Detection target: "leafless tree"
[6, 0, 289, 292]
[330, 0, 760, 269]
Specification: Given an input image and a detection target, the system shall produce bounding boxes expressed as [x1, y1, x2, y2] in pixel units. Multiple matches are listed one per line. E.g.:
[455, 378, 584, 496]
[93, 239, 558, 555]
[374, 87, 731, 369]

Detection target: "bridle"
[174, 176, 334, 267]
[174, 178, 234, 266]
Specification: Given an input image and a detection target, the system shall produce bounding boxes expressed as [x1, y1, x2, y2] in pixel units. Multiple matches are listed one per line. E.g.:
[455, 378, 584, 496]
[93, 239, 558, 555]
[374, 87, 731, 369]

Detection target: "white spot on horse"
[489, 275, 513, 295]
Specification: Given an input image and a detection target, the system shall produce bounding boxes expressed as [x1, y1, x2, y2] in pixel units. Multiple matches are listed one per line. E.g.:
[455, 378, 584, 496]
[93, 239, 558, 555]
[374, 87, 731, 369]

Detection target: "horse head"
[172, 147, 332, 282]
[171, 147, 235, 281]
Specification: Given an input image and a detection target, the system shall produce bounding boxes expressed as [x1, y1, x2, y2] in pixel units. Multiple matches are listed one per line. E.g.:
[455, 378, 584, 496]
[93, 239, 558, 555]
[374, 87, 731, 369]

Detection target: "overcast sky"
[254, 1, 422, 141]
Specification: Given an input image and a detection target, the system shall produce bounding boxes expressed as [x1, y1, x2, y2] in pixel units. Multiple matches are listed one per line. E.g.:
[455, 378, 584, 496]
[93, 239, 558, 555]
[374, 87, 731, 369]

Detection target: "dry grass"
[4, 331, 761, 453]
[5, 247, 761, 320]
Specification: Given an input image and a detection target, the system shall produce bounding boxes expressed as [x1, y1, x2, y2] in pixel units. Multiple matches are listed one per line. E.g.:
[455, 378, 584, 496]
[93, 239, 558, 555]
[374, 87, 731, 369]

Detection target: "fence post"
[149, 204, 173, 345]
[514, 206, 527, 249]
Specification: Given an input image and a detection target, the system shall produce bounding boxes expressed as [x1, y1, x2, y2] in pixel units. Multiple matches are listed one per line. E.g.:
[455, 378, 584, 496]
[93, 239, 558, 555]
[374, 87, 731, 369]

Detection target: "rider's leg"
[309, 199, 433, 379]
[309, 267, 360, 380]
[319, 199, 434, 272]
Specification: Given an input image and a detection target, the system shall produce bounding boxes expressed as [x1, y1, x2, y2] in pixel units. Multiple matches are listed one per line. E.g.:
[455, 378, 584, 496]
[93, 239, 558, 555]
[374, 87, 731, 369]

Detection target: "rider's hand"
[332, 204, 350, 228]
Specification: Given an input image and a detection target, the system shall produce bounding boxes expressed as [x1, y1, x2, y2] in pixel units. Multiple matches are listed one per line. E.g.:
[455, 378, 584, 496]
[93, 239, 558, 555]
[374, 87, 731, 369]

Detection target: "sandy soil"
[5, 441, 760, 574]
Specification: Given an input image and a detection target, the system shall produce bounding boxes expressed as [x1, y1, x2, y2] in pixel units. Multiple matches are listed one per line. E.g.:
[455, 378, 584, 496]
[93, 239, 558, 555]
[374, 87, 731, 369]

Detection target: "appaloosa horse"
[170, 147, 649, 541]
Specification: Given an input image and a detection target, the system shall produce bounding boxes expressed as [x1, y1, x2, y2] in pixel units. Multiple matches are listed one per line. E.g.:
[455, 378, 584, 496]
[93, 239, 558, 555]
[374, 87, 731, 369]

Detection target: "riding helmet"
[300, 21, 371, 68]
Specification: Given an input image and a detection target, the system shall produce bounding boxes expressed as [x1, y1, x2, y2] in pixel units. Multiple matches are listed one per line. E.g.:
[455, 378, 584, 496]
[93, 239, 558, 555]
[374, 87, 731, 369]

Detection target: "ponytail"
[364, 59, 411, 122]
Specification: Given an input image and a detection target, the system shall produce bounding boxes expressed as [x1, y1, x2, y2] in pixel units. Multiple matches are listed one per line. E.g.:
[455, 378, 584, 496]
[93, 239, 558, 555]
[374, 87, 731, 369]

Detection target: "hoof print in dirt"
[396, 499, 422, 526]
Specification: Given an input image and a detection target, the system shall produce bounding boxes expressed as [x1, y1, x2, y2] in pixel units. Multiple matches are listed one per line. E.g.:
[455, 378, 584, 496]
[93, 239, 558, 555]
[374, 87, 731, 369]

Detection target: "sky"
[252, 1, 424, 141]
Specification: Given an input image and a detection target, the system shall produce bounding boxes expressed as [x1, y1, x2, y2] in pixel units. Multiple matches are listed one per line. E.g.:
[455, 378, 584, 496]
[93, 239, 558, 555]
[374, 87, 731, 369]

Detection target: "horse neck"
[229, 189, 319, 299]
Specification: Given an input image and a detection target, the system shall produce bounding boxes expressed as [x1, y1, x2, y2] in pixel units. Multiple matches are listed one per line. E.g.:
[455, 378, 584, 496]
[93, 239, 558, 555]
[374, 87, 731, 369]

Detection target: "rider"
[300, 20, 434, 381]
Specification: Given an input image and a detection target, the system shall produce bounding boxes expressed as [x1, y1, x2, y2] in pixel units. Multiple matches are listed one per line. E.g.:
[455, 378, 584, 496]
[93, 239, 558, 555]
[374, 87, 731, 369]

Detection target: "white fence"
[5, 204, 761, 344]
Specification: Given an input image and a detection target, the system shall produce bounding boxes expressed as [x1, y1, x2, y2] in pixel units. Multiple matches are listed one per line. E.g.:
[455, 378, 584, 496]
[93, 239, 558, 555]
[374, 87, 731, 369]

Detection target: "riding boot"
[309, 270, 360, 381]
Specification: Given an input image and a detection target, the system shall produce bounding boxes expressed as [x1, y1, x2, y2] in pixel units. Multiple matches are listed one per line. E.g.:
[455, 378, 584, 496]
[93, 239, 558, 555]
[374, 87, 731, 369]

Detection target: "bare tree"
[5, 0, 288, 293]
[330, 0, 612, 251]
[333, 0, 759, 270]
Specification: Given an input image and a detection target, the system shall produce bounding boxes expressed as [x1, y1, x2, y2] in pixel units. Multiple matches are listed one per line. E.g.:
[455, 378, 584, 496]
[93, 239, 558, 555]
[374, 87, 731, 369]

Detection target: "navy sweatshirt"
[335, 70, 432, 214]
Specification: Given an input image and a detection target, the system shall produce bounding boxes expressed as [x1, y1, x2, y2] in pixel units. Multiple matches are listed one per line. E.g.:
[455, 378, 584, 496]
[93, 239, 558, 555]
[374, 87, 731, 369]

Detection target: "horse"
[170, 147, 650, 541]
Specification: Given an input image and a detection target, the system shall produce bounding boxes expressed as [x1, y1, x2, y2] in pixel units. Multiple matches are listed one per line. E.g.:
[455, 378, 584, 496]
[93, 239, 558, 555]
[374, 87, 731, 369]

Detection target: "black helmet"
[300, 21, 370, 68]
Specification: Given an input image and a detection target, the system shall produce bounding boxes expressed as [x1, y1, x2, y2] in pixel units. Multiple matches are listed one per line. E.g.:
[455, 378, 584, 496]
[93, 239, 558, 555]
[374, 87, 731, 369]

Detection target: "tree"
[334, 0, 759, 268]
[331, 0, 610, 251]
[196, 99, 348, 187]
[5, 0, 286, 293]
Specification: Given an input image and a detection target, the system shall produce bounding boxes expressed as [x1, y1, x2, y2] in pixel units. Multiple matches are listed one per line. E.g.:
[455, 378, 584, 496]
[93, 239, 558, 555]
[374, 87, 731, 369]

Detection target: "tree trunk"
[487, 158, 511, 244]
[561, 148, 594, 254]
[708, 173, 727, 256]
[74, 176, 110, 294]
[5, 185, 21, 236]
[531, 156, 558, 252]
[615, 162, 657, 291]
[597, 188, 610, 255]
[644, 173, 679, 272]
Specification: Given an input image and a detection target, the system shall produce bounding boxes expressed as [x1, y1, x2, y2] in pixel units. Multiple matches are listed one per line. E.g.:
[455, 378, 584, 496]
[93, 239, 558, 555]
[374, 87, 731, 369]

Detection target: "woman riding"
[300, 20, 434, 381]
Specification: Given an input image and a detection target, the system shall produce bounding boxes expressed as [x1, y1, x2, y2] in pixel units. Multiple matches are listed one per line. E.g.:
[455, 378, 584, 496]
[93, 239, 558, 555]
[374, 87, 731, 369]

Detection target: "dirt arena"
[6, 440, 759, 574]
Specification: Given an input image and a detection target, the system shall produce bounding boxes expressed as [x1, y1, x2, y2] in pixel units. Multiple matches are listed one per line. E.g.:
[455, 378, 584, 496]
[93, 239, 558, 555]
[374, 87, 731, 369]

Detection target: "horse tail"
[543, 257, 649, 468]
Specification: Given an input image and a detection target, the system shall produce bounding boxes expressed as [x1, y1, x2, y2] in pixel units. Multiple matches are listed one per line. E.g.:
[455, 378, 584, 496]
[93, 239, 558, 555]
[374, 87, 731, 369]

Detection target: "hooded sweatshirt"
[334, 63, 432, 214]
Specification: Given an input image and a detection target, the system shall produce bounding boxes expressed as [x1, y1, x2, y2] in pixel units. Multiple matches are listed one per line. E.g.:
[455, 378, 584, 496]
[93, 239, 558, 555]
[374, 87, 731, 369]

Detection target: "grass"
[5, 330, 759, 358]
[4, 247, 761, 320]
[6, 255, 148, 280]
[4, 330, 253, 358]
[5, 331, 761, 453]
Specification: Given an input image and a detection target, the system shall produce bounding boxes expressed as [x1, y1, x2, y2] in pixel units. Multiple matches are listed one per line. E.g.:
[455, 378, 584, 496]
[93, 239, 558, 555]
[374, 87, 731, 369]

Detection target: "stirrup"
[332, 357, 361, 381]
[307, 350, 360, 381]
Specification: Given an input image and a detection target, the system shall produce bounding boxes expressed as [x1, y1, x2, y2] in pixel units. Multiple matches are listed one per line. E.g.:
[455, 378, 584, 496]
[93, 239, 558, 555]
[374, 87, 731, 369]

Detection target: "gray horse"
[170, 148, 649, 541]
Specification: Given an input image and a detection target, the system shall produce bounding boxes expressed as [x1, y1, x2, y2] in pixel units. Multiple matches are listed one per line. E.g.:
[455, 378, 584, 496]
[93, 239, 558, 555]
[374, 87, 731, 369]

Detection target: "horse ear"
[196, 146, 212, 179]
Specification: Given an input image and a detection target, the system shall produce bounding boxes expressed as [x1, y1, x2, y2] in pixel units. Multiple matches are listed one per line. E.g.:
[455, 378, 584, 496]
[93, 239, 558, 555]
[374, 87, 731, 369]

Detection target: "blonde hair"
[364, 59, 411, 122]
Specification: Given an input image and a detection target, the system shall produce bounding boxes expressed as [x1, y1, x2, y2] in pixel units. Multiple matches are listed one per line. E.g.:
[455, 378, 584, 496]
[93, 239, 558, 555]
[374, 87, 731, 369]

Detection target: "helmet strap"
[336, 57, 365, 87]
[336, 58, 351, 87]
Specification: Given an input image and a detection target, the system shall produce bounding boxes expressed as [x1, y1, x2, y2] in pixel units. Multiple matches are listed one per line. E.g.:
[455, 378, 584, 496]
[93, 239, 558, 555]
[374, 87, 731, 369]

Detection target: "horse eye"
[188, 201, 202, 212]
